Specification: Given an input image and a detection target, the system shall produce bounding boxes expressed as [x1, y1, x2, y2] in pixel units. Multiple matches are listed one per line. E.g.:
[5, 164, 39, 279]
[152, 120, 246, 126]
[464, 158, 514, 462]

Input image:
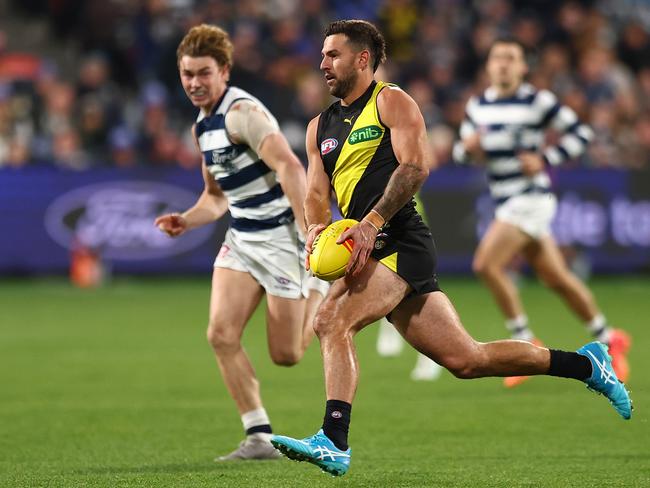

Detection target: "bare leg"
[524, 236, 599, 322]
[473, 220, 532, 320]
[313, 260, 410, 402]
[524, 236, 632, 381]
[265, 293, 307, 366]
[207, 267, 264, 414]
[392, 291, 550, 378]
[300, 288, 327, 354]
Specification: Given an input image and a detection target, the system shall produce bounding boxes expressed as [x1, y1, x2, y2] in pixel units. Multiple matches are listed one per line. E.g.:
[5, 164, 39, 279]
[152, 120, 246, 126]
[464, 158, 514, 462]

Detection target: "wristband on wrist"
[363, 219, 378, 232]
[362, 209, 385, 231]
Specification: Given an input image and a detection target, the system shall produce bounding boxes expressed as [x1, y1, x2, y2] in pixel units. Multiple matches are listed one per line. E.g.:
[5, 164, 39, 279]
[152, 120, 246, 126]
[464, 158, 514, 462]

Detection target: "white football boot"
[215, 434, 281, 461]
[410, 353, 443, 381]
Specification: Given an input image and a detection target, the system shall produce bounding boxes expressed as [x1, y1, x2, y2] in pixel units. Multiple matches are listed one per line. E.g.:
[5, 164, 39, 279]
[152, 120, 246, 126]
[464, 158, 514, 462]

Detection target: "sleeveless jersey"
[195, 86, 293, 239]
[316, 80, 417, 226]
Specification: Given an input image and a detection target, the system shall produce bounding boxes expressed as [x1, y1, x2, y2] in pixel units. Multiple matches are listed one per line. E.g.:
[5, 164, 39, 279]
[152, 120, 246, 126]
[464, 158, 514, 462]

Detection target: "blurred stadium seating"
[0, 0, 649, 275]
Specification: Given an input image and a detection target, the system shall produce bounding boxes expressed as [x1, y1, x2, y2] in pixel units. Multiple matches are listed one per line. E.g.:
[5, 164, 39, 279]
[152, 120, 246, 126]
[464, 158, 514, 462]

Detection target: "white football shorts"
[495, 192, 557, 239]
[214, 224, 329, 299]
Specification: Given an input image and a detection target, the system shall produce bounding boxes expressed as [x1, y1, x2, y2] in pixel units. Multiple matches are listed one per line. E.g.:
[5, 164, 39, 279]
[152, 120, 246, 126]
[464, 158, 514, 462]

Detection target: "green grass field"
[1, 276, 648, 487]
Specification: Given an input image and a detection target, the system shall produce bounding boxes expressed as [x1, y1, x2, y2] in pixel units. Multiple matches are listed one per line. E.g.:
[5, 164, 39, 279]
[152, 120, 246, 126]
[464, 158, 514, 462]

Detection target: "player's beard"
[330, 68, 358, 99]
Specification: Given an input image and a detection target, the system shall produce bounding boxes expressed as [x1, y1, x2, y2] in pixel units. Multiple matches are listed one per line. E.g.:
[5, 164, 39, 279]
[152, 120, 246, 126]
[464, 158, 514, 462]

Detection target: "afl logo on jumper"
[321, 138, 338, 155]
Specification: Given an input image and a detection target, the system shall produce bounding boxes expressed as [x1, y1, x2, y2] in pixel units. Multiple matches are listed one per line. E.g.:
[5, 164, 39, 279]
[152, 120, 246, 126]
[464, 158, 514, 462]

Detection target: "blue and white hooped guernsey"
[195, 86, 293, 237]
[453, 83, 593, 205]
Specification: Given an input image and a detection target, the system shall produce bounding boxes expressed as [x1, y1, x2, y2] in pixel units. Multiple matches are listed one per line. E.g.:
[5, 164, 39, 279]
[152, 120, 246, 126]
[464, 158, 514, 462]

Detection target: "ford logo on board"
[44, 181, 214, 260]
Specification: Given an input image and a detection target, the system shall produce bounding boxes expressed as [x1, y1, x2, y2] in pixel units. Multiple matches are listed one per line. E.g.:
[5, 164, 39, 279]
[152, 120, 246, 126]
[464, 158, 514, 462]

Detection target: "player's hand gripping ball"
[309, 219, 358, 281]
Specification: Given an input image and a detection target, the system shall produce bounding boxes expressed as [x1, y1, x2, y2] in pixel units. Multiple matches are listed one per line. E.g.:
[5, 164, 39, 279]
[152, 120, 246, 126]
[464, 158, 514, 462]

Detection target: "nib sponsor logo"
[348, 125, 382, 145]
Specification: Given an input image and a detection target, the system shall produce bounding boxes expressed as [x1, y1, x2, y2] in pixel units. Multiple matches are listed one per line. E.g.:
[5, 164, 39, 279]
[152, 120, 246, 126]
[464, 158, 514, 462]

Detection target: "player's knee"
[206, 320, 240, 355]
[445, 358, 475, 379]
[472, 257, 491, 278]
[442, 350, 484, 379]
[269, 347, 300, 367]
[312, 312, 330, 339]
[312, 303, 330, 338]
[312, 306, 348, 340]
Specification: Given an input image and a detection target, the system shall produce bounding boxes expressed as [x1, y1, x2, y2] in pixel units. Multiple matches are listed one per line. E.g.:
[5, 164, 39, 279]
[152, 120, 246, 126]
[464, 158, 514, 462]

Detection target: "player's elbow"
[304, 192, 322, 209]
[207, 192, 228, 216]
[418, 162, 430, 181]
[411, 161, 429, 188]
[304, 190, 329, 216]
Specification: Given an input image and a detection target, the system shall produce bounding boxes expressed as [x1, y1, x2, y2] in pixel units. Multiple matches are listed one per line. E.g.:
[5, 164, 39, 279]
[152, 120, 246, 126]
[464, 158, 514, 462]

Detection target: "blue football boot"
[271, 429, 351, 476]
[577, 342, 632, 420]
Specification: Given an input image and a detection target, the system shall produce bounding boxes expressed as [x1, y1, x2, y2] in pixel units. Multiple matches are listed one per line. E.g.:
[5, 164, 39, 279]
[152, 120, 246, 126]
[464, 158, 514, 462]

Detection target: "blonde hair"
[177, 24, 233, 68]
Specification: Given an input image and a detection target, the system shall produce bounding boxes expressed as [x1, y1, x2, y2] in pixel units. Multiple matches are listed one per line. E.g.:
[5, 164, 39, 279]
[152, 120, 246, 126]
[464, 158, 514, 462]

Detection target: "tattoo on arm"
[373, 162, 426, 222]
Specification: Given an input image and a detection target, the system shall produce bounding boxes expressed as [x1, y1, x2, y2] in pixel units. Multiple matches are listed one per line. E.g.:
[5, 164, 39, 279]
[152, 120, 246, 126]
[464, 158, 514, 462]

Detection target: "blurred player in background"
[271, 21, 631, 477]
[453, 38, 631, 387]
[155, 24, 328, 461]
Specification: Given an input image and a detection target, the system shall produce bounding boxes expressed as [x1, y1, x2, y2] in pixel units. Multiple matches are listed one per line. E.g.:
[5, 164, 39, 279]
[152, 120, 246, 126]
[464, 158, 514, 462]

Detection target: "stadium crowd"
[1, 0, 650, 170]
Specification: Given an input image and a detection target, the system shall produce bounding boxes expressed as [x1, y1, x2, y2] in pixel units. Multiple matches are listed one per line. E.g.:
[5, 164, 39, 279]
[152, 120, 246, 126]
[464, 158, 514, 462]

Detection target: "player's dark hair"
[325, 20, 387, 72]
[489, 36, 527, 59]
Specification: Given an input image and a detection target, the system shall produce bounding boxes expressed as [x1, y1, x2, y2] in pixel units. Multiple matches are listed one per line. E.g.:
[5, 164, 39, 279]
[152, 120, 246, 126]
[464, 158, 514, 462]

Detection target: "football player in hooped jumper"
[270, 20, 632, 477]
[155, 24, 328, 461]
[453, 37, 631, 388]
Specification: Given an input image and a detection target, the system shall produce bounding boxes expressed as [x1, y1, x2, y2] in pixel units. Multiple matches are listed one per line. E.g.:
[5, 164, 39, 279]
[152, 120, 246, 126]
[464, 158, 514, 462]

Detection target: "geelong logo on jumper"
[321, 138, 338, 155]
[44, 181, 213, 260]
[348, 125, 382, 144]
[208, 146, 238, 167]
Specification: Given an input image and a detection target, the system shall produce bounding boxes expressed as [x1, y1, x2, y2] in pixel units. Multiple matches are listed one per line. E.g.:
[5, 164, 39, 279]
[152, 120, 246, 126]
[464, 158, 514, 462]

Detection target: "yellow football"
[309, 219, 359, 281]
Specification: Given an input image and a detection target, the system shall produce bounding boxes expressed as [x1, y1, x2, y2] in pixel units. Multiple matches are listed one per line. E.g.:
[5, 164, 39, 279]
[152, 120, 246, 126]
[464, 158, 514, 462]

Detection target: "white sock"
[586, 314, 610, 343]
[241, 408, 272, 441]
[505, 315, 534, 341]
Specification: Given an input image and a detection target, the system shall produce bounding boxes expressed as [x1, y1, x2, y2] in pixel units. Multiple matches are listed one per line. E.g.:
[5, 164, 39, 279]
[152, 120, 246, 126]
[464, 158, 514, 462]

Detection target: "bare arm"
[155, 126, 228, 236]
[181, 163, 229, 228]
[372, 88, 431, 221]
[304, 115, 332, 229]
[303, 115, 332, 269]
[338, 86, 431, 276]
[257, 134, 307, 236]
[226, 100, 308, 236]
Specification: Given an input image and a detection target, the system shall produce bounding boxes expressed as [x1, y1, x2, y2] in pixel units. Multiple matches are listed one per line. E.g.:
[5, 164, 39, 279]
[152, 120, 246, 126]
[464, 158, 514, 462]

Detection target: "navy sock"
[548, 349, 592, 381]
[322, 399, 351, 451]
[245, 424, 272, 435]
